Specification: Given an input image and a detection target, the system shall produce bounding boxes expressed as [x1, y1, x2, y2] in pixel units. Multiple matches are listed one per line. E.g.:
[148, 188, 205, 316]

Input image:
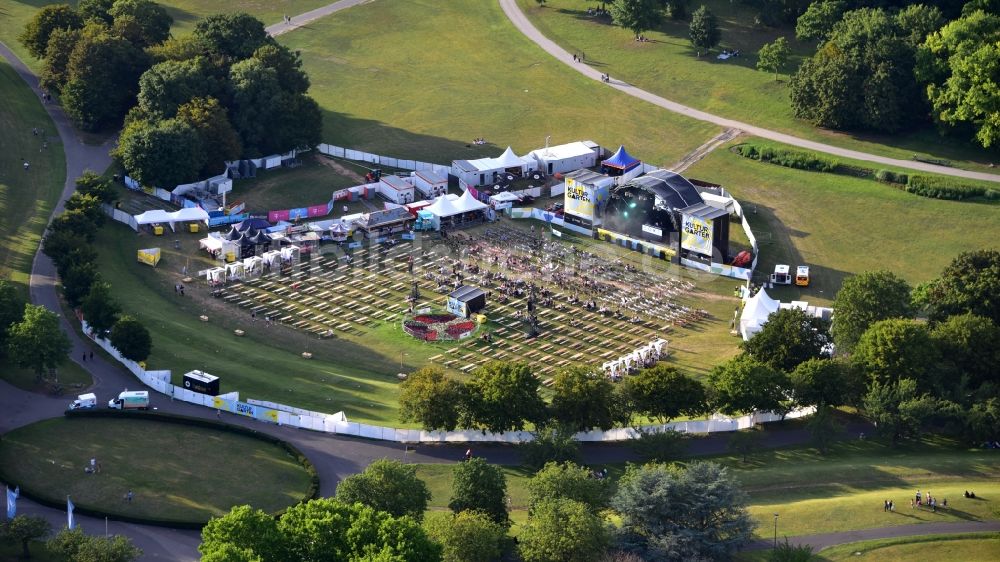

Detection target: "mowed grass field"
[684, 144, 1000, 306]
[278, 0, 719, 164]
[815, 533, 1000, 561]
[0, 57, 64, 291]
[0, 416, 313, 523]
[518, 0, 999, 173]
[415, 437, 1000, 538]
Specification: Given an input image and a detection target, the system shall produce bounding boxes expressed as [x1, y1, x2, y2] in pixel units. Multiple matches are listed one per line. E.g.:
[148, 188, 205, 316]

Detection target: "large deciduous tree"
[791, 8, 924, 134]
[47, 527, 142, 562]
[110, 315, 152, 362]
[795, 0, 847, 42]
[399, 365, 466, 431]
[335, 458, 431, 521]
[423, 510, 507, 562]
[134, 57, 226, 120]
[919, 249, 1000, 325]
[741, 307, 829, 372]
[830, 270, 913, 352]
[622, 364, 707, 423]
[114, 117, 205, 188]
[862, 378, 937, 445]
[930, 313, 1000, 390]
[463, 361, 545, 433]
[611, 462, 754, 561]
[527, 461, 609, 513]
[61, 24, 149, 131]
[2, 515, 52, 560]
[519, 498, 610, 562]
[193, 12, 273, 60]
[708, 355, 792, 417]
[108, 0, 173, 48]
[81, 281, 121, 334]
[610, 0, 663, 39]
[0, 279, 26, 354]
[853, 319, 941, 391]
[176, 97, 243, 177]
[7, 304, 71, 379]
[448, 458, 510, 527]
[756, 37, 791, 80]
[550, 366, 617, 431]
[790, 357, 862, 408]
[18, 4, 83, 59]
[39, 27, 81, 93]
[689, 5, 720, 56]
[916, 11, 1000, 149]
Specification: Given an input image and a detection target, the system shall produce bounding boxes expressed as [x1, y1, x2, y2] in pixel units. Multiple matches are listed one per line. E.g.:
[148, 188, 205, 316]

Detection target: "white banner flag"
[5, 486, 17, 519]
[67, 496, 75, 530]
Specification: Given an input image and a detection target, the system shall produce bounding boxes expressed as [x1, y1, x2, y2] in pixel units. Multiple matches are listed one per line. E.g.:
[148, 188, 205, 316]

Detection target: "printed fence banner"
[268, 209, 291, 223]
[307, 204, 328, 217]
[289, 208, 308, 220]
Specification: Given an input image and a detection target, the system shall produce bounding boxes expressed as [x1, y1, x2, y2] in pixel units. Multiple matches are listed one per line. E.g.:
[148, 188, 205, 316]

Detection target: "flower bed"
[403, 313, 477, 341]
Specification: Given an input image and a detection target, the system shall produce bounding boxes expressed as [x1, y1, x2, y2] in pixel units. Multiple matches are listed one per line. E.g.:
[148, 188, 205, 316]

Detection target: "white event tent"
[134, 207, 209, 231]
[738, 289, 780, 340]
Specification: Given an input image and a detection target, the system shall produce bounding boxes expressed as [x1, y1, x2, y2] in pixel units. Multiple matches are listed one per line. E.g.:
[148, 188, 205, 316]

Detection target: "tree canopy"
[918, 249, 1000, 325]
[423, 510, 507, 562]
[689, 5, 721, 56]
[519, 498, 610, 562]
[830, 270, 913, 352]
[611, 462, 754, 560]
[463, 361, 546, 433]
[527, 461, 609, 513]
[853, 319, 941, 391]
[741, 307, 829, 372]
[610, 0, 664, 38]
[399, 365, 466, 431]
[200, 500, 441, 562]
[19, 4, 83, 59]
[550, 366, 617, 431]
[622, 364, 707, 423]
[448, 458, 509, 527]
[110, 315, 152, 362]
[708, 355, 792, 417]
[7, 304, 71, 377]
[790, 357, 862, 408]
[335, 459, 431, 521]
[756, 37, 791, 80]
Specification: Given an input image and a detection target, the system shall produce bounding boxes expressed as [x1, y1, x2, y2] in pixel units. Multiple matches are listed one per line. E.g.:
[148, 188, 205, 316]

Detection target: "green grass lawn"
[0, 540, 61, 562]
[231, 153, 375, 213]
[815, 533, 1000, 561]
[278, 0, 719, 165]
[0, 416, 313, 524]
[0, 360, 92, 394]
[517, 0, 999, 173]
[684, 144, 1000, 306]
[413, 437, 1000, 538]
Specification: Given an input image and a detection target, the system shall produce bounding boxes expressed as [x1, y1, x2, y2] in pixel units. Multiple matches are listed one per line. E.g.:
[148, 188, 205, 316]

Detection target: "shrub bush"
[906, 175, 992, 200]
[875, 169, 908, 184]
[733, 143, 837, 172]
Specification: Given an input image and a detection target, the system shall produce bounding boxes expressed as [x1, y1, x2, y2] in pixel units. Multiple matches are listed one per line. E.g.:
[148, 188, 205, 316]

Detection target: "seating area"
[207, 224, 712, 378]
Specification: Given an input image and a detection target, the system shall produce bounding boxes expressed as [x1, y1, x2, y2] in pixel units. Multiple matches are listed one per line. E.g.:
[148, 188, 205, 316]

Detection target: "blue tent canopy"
[236, 217, 272, 232]
[601, 145, 640, 170]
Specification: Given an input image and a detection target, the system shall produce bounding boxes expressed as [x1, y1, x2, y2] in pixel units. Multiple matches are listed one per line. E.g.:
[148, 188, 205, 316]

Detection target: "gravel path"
[498, 0, 1000, 183]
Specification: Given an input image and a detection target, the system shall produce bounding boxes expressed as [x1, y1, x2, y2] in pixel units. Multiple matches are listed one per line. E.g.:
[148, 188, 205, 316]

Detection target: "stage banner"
[564, 177, 595, 219]
[681, 214, 713, 256]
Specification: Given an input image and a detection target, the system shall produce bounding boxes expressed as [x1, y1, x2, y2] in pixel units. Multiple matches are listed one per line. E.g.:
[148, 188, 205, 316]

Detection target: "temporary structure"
[451, 147, 534, 187]
[456, 189, 489, 213]
[739, 289, 780, 340]
[137, 248, 160, 267]
[601, 145, 641, 175]
[489, 191, 521, 210]
[134, 207, 209, 232]
[527, 141, 600, 175]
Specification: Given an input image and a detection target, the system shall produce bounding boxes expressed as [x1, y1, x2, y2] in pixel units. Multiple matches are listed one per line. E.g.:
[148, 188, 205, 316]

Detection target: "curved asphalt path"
[498, 0, 1000, 183]
[0, 3, 991, 559]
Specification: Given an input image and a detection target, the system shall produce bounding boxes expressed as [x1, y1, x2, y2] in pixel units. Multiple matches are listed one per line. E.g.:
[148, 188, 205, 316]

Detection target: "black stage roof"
[623, 170, 703, 210]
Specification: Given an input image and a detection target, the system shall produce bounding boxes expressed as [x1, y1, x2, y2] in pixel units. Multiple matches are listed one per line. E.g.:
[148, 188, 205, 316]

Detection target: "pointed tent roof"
[455, 189, 489, 213]
[494, 147, 526, 168]
[226, 225, 243, 240]
[739, 289, 781, 340]
[602, 145, 640, 170]
[425, 194, 463, 217]
[236, 218, 271, 232]
[329, 222, 348, 233]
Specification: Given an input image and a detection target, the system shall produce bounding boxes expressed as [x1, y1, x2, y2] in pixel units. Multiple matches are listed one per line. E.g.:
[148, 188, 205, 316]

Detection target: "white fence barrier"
[81, 320, 814, 443]
[318, 143, 452, 177]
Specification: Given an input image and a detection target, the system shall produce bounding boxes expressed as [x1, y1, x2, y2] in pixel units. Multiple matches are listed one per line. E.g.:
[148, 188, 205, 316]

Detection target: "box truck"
[69, 393, 97, 410]
[108, 391, 149, 410]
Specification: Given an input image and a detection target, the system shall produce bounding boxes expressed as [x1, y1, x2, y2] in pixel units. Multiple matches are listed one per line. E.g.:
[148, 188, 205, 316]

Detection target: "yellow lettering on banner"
[212, 397, 224, 409]
[265, 410, 278, 423]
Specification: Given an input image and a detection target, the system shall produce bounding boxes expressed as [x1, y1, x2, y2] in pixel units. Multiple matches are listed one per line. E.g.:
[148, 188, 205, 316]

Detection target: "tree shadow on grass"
[319, 109, 508, 164]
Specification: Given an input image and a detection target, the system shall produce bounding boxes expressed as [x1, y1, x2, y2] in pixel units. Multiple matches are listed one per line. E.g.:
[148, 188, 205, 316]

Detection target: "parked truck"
[108, 390, 149, 410]
[68, 393, 97, 410]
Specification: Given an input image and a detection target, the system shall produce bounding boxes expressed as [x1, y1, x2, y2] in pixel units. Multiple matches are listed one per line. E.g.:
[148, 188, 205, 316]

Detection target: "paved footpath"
[498, 0, 1000, 183]
[745, 520, 1000, 552]
[0, 4, 991, 560]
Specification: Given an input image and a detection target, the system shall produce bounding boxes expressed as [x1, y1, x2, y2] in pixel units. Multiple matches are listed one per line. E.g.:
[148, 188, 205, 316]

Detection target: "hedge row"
[732, 143, 1000, 202]
[0, 411, 319, 529]
[733, 143, 838, 172]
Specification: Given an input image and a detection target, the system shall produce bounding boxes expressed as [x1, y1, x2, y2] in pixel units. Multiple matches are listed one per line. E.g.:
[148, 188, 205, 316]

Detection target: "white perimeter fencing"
[317, 144, 452, 177]
[83, 325, 814, 443]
